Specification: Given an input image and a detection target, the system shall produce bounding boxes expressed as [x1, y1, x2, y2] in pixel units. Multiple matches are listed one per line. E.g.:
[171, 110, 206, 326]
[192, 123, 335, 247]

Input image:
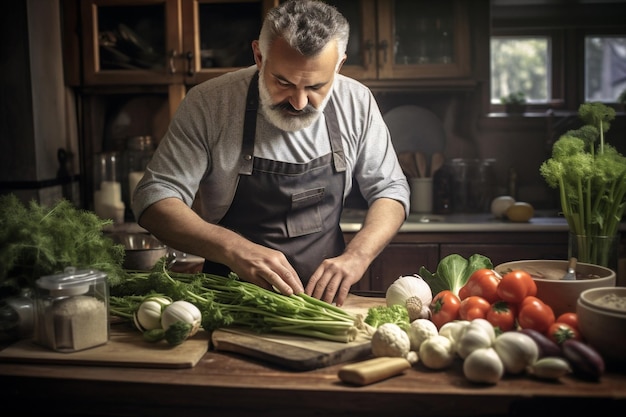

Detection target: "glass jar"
[93, 151, 125, 223]
[448, 158, 497, 213]
[34, 267, 110, 352]
[123, 136, 155, 220]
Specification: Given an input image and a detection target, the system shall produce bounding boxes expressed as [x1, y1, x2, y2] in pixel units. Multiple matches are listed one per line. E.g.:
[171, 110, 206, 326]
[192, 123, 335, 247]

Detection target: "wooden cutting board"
[0, 324, 209, 369]
[211, 327, 372, 371]
[0, 295, 383, 371]
[210, 294, 384, 371]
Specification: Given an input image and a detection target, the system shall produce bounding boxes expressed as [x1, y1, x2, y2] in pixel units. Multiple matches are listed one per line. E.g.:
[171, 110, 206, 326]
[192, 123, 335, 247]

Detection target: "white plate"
[383, 105, 446, 156]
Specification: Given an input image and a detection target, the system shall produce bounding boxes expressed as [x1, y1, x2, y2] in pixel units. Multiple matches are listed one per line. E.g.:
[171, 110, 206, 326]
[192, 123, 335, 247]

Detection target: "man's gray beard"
[258, 66, 333, 132]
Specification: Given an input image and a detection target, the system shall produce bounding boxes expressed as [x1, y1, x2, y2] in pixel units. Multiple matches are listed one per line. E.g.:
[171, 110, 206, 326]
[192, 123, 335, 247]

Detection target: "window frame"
[489, 27, 565, 114]
[488, 0, 626, 116]
[578, 28, 626, 104]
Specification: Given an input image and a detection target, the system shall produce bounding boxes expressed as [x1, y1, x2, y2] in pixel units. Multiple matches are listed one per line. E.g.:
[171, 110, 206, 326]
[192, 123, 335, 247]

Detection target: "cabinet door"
[181, 0, 278, 84]
[80, 0, 183, 85]
[326, 0, 378, 80]
[335, 0, 471, 82]
[377, 0, 471, 80]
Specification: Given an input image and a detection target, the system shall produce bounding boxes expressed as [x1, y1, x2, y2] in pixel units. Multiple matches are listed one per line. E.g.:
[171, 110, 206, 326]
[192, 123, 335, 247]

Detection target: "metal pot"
[110, 233, 169, 270]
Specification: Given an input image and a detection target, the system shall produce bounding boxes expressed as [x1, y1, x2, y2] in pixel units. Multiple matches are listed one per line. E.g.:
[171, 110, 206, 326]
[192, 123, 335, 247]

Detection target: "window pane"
[585, 36, 626, 102]
[490, 37, 550, 104]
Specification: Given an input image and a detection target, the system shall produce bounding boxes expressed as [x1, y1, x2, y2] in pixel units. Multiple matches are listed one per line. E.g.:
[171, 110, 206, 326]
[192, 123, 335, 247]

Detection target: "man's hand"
[305, 197, 407, 306]
[305, 253, 368, 306]
[227, 241, 305, 296]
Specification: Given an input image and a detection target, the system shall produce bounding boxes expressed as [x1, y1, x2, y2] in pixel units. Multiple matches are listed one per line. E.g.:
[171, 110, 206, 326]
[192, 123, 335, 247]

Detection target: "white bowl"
[577, 287, 626, 369]
[495, 260, 616, 317]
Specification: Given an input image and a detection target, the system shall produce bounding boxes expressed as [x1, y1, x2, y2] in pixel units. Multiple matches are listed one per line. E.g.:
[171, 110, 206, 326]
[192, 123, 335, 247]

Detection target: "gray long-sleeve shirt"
[132, 66, 410, 223]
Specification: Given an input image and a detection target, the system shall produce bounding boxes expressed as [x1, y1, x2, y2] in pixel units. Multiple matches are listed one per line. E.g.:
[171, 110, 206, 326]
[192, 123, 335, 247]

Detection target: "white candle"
[100, 181, 122, 205]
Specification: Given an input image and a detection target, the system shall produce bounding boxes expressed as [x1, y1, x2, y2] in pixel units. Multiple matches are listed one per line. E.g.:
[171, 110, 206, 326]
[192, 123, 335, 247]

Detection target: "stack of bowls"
[577, 287, 626, 370]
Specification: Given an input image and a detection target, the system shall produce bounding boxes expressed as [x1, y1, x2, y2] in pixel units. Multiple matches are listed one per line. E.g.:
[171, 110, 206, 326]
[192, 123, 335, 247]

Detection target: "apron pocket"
[287, 188, 325, 237]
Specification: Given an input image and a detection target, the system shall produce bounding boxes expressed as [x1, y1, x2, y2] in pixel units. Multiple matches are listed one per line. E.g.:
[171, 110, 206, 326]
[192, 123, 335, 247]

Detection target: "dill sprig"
[0, 194, 126, 296]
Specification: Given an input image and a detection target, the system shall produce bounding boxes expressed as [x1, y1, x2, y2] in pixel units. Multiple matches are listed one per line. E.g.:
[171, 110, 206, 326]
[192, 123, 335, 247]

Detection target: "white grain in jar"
[34, 267, 110, 352]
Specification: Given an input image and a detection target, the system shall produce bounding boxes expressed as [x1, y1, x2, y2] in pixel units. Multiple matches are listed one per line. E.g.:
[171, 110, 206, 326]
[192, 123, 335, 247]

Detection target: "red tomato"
[496, 270, 536, 304]
[556, 312, 579, 331]
[430, 290, 461, 329]
[547, 322, 581, 344]
[458, 269, 502, 303]
[517, 296, 555, 333]
[486, 300, 517, 332]
[458, 296, 491, 321]
[519, 295, 544, 308]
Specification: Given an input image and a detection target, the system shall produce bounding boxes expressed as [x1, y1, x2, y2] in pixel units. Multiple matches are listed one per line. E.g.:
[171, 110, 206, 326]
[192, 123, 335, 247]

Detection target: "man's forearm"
[137, 197, 241, 266]
[342, 197, 406, 266]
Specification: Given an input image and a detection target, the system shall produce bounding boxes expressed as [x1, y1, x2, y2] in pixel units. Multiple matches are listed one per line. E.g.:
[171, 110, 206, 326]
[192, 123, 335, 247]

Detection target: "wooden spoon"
[398, 151, 419, 178]
[430, 152, 445, 177]
[414, 152, 427, 178]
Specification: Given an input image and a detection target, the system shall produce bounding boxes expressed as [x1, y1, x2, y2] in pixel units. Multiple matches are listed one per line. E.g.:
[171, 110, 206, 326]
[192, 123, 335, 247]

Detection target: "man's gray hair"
[258, 0, 349, 69]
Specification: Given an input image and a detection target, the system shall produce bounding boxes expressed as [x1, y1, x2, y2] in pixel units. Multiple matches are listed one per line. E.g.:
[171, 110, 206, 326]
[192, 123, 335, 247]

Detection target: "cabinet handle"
[186, 52, 194, 77]
[378, 40, 389, 65]
[364, 39, 374, 66]
[169, 50, 178, 75]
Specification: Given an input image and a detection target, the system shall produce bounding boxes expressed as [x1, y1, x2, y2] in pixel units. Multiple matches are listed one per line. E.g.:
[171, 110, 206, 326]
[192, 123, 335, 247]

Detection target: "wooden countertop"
[1, 295, 625, 416]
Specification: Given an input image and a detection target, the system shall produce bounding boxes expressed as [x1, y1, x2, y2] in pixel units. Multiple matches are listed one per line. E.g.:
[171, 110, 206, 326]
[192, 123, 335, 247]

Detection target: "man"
[132, 0, 409, 306]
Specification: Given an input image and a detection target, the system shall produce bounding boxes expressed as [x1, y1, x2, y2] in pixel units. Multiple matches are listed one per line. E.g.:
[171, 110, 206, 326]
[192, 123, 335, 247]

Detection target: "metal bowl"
[110, 233, 168, 270]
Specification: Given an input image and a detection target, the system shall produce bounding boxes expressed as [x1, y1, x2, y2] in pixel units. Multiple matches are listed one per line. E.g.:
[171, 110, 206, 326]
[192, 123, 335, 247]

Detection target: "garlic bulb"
[385, 275, 433, 321]
[133, 296, 172, 332]
[161, 300, 202, 337]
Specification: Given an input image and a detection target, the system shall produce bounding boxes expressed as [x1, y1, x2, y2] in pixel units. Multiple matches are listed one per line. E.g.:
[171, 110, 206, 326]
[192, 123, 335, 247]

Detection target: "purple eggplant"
[519, 328, 562, 358]
[561, 339, 605, 381]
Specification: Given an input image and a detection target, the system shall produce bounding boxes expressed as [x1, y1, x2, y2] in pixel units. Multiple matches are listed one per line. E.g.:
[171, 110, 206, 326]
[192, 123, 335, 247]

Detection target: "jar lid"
[36, 267, 107, 296]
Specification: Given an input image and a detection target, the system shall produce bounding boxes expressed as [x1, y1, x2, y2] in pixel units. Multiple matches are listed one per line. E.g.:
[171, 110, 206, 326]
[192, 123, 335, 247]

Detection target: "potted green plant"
[500, 91, 527, 114]
[540, 102, 625, 269]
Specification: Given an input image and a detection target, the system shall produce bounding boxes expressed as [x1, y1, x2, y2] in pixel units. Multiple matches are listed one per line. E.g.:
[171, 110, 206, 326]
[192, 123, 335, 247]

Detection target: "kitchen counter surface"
[340, 209, 626, 233]
[1, 295, 624, 417]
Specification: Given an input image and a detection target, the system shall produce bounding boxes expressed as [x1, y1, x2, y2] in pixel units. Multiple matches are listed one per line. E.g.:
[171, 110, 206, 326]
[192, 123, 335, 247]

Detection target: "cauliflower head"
[371, 322, 411, 358]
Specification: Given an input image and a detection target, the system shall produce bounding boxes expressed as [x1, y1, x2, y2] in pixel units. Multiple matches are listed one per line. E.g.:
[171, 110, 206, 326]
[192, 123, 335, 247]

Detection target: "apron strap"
[239, 71, 259, 175]
[240, 72, 347, 174]
[324, 99, 347, 173]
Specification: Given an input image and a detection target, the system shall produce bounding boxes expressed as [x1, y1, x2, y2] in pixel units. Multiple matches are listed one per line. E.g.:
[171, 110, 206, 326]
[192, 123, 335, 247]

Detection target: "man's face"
[253, 37, 344, 132]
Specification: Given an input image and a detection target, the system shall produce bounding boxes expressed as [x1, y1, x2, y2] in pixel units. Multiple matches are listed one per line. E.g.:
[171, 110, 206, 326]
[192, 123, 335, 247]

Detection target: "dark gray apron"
[203, 72, 347, 284]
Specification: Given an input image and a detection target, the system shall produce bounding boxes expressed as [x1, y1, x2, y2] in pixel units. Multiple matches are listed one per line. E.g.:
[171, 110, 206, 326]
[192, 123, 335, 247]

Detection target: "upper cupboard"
[66, 0, 476, 88]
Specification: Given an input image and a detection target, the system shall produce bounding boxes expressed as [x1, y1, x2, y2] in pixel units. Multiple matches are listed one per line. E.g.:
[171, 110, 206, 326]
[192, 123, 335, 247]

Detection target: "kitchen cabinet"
[74, 0, 277, 87]
[328, 0, 473, 87]
[347, 231, 570, 293]
[73, 0, 474, 88]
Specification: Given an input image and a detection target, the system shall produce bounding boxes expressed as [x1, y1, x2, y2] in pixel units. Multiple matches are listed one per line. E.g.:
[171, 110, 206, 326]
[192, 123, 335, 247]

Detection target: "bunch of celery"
[109, 259, 368, 343]
[540, 102, 626, 265]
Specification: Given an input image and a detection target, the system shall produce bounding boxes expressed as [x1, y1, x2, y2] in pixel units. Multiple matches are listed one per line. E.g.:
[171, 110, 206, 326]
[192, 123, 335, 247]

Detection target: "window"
[585, 36, 626, 102]
[490, 36, 550, 104]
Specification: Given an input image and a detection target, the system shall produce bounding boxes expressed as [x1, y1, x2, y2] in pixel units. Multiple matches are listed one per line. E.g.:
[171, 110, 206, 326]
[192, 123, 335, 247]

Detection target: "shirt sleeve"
[334, 78, 411, 217]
